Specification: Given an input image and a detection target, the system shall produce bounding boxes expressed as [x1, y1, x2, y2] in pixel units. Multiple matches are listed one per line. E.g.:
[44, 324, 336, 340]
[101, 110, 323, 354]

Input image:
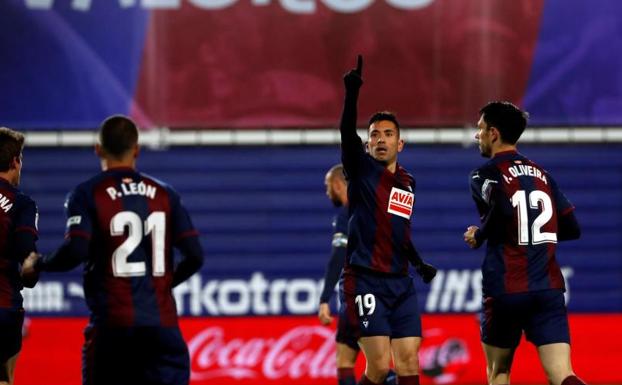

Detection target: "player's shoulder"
[70, 174, 104, 198]
[521, 155, 551, 174]
[139, 172, 174, 191]
[138, 172, 183, 203]
[396, 164, 415, 189]
[13, 189, 37, 210]
[470, 159, 499, 180]
[75, 171, 113, 192]
[335, 206, 349, 229]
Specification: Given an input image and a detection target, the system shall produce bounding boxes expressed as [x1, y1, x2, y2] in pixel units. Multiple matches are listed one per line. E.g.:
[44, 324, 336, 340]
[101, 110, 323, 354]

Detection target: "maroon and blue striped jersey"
[470, 150, 576, 296]
[0, 177, 38, 310]
[340, 123, 416, 275]
[58, 168, 200, 327]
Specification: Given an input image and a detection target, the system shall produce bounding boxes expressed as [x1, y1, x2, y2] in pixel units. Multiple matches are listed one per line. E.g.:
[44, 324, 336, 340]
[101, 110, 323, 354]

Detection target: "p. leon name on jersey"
[0, 192, 12, 213]
[503, 162, 548, 185]
[105, 179, 157, 201]
[387, 187, 414, 219]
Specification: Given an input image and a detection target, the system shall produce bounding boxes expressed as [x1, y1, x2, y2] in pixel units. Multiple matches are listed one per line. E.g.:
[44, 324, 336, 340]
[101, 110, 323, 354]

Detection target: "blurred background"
[1, 0, 621, 384]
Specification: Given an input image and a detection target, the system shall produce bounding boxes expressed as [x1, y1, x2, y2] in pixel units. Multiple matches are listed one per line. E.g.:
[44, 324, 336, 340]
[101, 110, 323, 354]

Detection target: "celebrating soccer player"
[464, 101, 586, 385]
[337, 56, 436, 385]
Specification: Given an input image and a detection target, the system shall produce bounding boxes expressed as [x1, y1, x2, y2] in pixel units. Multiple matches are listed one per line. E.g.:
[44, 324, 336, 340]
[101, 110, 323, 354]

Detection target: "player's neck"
[491, 143, 517, 158]
[340, 193, 349, 207]
[101, 158, 136, 171]
[386, 161, 397, 173]
[0, 172, 17, 186]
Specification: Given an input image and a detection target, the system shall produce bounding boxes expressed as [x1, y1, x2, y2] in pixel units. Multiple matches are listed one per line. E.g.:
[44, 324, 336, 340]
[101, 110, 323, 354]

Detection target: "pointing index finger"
[356, 55, 363, 76]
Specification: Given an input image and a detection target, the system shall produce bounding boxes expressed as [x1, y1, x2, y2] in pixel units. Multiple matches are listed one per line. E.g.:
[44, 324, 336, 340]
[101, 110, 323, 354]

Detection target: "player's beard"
[479, 143, 492, 158]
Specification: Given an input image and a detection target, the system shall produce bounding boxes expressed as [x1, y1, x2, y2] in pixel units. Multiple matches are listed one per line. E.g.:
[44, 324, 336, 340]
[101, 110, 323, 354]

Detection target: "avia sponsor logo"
[425, 267, 574, 312]
[420, 328, 470, 384]
[187, 325, 335, 381]
[24, 0, 435, 14]
[387, 187, 414, 219]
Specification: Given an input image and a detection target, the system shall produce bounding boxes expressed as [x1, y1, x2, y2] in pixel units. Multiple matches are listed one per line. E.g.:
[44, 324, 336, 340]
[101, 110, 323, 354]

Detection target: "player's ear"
[365, 140, 370, 153]
[397, 138, 404, 153]
[491, 126, 501, 143]
[133, 143, 140, 159]
[10, 154, 21, 170]
[94, 143, 104, 158]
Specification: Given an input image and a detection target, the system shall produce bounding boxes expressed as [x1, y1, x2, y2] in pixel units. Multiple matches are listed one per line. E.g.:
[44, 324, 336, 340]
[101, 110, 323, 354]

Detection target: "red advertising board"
[133, 2, 544, 128]
[17, 315, 621, 384]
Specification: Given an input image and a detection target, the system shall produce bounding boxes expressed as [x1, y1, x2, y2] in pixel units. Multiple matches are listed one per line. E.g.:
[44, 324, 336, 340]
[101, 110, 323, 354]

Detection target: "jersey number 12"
[511, 190, 557, 245]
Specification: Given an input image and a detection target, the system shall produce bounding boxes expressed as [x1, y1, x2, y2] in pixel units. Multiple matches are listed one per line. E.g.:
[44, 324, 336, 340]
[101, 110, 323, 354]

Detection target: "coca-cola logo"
[420, 329, 470, 384]
[188, 325, 336, 381]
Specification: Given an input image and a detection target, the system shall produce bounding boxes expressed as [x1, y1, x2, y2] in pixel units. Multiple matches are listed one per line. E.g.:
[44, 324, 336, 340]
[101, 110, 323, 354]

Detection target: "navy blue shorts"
[82, 324, 190, 385]
[0, 308, 24, 363]
[339, 269, 421, 340]
[336, 301, 360, 351]
[481, 289, 570, 349]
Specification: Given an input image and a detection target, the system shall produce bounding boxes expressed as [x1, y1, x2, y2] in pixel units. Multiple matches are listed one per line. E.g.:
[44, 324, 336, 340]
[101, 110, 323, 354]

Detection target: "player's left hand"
[343, 55, 363, 92]
[318, 303, 333, 325]
[21, 251, 40, 288]
[416, 262, 437, 284]
[463, 225, 479, 249]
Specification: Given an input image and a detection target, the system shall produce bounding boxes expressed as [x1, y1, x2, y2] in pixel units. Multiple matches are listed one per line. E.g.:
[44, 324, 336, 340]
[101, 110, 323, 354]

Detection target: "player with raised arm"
[0, 127, 38, 385]
[338, 56, 436, 385]
[464, 101, 585, 385]
[22, 116, 203, 385]
[318, 164, 396, 385]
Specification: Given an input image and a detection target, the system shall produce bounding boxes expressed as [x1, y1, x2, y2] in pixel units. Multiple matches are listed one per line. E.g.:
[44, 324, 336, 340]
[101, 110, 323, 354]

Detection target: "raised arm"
[340, 55, 366, 175]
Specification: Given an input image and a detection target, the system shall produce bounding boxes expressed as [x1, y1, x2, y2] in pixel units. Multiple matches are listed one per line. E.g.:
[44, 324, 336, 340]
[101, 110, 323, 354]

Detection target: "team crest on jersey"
[387, 187, 414, 219]
[67, 215, 81, 227]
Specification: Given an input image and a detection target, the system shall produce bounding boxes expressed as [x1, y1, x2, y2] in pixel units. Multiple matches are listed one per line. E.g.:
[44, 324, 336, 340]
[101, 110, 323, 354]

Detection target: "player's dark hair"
[368, 111, 400, 135]
[99, 115, 138, 159]
[0, 127, 25, 172]
[479, 101, 529, 144]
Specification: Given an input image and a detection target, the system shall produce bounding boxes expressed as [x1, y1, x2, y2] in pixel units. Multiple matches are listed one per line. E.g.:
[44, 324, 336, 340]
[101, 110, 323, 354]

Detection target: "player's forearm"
[339, 90, 364, 159]
[403, 239, 424, 267]
[319, 247, 346, 303]
[558, 211, 581, 241]
[172, 236, 204, 287]
[404, 239, 437, 283]
[13, 231, 37, 263]
[37, 237, 88, 272]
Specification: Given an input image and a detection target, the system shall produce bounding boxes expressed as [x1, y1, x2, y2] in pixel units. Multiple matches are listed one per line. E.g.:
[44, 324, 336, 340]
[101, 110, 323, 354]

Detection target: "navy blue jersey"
[0, 178, 38, 309]
[319, 206, 349, 303]
[340, 119, 415, 275]
[61, 168, 199, 327]
[470, 151, 575, 296]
